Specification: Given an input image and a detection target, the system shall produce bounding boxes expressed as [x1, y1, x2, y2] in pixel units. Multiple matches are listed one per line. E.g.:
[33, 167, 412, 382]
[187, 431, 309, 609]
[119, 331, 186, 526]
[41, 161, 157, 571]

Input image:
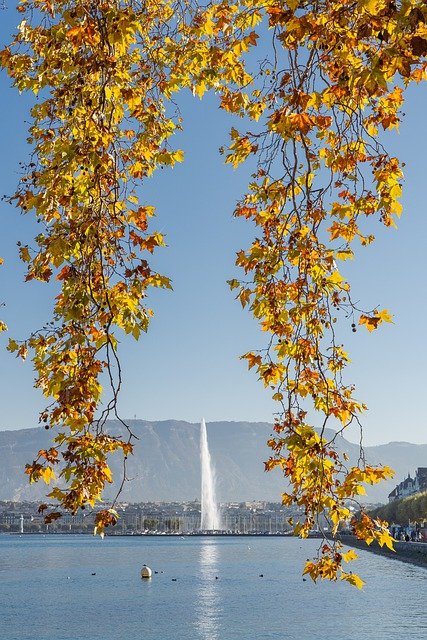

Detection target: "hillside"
[0, 420, 425, 504]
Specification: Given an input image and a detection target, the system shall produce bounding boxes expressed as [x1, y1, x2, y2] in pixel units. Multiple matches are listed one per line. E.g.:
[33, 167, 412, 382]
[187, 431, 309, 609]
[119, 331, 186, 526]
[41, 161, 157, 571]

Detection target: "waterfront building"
[388, 468, 427, 502]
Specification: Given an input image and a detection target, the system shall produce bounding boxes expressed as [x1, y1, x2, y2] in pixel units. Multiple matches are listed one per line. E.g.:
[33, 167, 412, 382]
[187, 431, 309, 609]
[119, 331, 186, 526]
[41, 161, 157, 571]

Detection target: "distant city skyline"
[0, 9, 426, 446]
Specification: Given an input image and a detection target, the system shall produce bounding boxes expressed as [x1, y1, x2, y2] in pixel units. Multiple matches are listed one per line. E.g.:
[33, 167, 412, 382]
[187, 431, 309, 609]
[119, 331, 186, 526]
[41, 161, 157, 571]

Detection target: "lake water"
[0, 534, 425, 639]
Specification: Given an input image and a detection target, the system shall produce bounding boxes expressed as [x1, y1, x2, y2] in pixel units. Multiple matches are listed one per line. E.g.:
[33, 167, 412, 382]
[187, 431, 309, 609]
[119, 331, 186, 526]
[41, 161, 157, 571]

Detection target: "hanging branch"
[220, 0, 426, 587]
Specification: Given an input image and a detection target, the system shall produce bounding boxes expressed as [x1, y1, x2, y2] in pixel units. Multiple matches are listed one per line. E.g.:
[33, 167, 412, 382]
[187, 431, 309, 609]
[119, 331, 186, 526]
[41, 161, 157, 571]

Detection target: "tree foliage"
[371, 491, 427, 525]
[1, 0, 426, 582]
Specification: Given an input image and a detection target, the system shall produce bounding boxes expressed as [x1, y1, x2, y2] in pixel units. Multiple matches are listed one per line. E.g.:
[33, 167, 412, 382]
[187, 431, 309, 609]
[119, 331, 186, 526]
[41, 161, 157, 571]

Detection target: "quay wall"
[339, 534, 427, 568]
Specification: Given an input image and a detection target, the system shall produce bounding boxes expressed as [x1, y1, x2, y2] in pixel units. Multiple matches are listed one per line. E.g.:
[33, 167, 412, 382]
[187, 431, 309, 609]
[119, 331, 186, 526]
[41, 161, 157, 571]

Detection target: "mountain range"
[0, 420, 426, 504]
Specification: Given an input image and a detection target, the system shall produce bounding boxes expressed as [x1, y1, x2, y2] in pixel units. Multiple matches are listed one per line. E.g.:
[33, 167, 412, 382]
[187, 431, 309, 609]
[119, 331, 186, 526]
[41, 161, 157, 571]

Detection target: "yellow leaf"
[342, 549, 358, 563]
[378, 309, 393, 324]
[42, 467, 55, 485]
[341, 572, 365, 589]
[376, 530, 395, 551]
[7, 339, 19, 352]
[104, 466, 113, 483]
[336, 249, 354, 261]
[19, 246, 31, 262]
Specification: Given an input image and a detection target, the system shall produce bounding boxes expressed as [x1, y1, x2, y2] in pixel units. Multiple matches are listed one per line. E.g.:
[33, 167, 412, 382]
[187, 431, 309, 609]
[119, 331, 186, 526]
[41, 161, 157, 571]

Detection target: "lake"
[0, 534, 425, 639]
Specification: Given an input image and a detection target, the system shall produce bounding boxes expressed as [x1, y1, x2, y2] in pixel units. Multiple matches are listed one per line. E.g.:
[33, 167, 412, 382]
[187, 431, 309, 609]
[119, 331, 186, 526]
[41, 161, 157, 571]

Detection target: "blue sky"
[0, 9, 426, 445]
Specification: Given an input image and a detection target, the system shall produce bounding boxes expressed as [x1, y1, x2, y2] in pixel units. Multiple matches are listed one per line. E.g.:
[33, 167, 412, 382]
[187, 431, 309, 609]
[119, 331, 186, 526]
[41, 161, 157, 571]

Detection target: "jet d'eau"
[200, 418, 221, 532]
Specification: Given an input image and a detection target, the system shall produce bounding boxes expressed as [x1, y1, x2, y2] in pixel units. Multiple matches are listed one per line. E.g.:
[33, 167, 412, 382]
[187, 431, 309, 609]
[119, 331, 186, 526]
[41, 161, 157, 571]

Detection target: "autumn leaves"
[2, 0, 184, 535]
[1, 0, 426, 574]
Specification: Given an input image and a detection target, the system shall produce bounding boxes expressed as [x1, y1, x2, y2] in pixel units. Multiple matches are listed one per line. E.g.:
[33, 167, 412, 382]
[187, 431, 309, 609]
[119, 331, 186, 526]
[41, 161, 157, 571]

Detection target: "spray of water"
[200, 418, 221, 531]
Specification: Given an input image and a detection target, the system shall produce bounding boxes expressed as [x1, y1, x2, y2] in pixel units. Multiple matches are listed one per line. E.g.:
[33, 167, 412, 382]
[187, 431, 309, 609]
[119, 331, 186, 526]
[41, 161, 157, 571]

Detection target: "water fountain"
[200, 418, 221, 531]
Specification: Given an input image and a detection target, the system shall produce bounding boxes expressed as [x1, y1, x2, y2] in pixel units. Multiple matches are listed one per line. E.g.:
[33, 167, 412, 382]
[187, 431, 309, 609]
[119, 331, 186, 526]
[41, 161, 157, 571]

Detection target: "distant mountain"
[0, 420, 425, 504]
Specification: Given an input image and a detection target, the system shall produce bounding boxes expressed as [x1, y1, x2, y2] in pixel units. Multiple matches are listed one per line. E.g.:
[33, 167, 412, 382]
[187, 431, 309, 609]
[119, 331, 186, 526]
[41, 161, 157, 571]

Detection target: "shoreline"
[6, 531, 427, 569]
[5, 531, 298, 538]
[338, 534, 427, 569]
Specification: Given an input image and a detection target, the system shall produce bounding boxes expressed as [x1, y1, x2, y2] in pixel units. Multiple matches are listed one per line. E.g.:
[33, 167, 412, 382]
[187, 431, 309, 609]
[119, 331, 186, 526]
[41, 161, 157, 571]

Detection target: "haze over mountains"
[0, 420, 426, 504]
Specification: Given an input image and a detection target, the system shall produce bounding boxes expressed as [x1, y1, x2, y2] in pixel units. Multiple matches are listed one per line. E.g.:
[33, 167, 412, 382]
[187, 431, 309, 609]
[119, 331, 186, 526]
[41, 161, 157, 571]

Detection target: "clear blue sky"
[0, 9, 426, 445]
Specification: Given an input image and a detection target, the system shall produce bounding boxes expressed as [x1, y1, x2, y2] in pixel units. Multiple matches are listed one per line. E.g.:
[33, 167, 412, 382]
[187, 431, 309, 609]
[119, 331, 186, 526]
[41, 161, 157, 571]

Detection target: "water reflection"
[196, 541, 222, 640]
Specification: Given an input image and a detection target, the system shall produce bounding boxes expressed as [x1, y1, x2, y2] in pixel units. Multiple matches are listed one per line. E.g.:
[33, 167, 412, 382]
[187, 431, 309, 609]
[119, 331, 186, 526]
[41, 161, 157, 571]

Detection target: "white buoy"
[141, 565, 152, 579]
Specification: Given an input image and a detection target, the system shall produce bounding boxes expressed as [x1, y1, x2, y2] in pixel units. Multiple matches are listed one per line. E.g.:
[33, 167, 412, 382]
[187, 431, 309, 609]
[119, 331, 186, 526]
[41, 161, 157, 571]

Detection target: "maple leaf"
[359, 314, 380, 332]
[341, 572, 365, 590]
